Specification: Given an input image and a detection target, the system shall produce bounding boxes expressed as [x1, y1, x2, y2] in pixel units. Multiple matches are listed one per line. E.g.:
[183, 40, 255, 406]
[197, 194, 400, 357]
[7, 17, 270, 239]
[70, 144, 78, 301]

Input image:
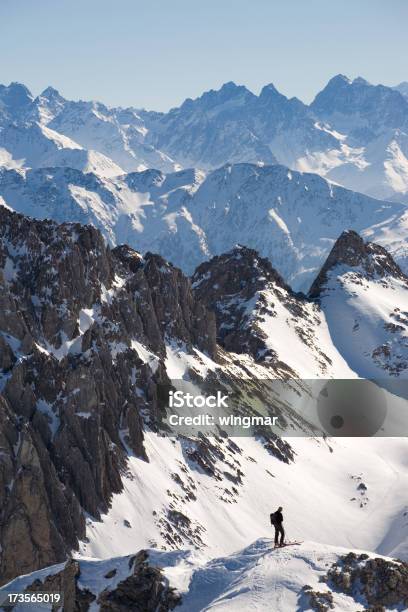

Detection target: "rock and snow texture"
[2, 207, 408, 609]
[79, 434, 408, 564]
[192, 245, 354, 378]
[310, 230, 408, 378]
[142, 75, 408, 203]
[175, 540, 408, 611]
[2, 433, 408, 610]
[0, 551, 181, 611]
[2, 77, 408, 610]
[2, 162, 408, 291]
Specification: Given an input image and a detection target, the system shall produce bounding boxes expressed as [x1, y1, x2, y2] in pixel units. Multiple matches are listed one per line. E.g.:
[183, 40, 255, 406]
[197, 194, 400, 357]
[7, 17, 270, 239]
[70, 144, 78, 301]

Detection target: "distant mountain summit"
[394, 81, 408, 100]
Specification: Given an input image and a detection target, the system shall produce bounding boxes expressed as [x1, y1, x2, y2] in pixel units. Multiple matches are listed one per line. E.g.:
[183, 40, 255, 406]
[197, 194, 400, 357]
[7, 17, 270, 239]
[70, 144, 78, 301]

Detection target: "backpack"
[270, 512, 277, 526]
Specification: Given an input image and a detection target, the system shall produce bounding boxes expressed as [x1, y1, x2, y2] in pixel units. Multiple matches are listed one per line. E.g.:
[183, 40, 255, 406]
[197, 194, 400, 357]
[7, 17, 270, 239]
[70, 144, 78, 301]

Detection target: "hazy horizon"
[1, 0, 407, 111]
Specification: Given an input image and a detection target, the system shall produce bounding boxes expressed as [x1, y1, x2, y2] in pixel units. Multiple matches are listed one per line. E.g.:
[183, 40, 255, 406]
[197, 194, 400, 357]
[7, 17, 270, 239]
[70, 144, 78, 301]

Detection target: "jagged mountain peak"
[111, 244, 143, 273]
[191, 243, 351, 376]
[259, 82, 286, 100]
[193, 243, 290, 298]
[309, 230, 407, 298]
[39, 85, 64, 100]
[317, 73, 352, 91]
[0, 81, 33, 106]
[312, 73, 408, 121]
[352, 76, 370, 86]
[178, 81, 255, 113]
[308, 230, 408, 378]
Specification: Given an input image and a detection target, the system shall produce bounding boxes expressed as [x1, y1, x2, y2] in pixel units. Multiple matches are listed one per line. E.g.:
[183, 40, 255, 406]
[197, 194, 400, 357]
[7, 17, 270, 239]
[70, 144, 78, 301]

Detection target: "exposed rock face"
[301, 585, 334, 611]
[309, 230, 408, 298]
[0, 206, 216, 584]
[4, 205, 407, 588]
[325, 552, 408, 609]
[26, 559, 95, 611]
[97, 551, 181, 612]
[192, 245, 338, 377]
[308, 229, 408, 378]
[193, 245, 290, 352]
[14, 551, 180, 611]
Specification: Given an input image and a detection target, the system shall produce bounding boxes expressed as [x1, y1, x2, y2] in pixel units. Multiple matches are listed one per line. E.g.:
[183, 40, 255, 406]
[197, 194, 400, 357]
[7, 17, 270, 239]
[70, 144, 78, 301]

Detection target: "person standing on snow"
[270, 506, 285, 547]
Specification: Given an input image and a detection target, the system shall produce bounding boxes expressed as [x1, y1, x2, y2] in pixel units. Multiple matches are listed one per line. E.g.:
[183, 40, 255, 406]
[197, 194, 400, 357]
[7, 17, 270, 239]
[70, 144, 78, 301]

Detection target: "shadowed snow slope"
[1, 162, 408, 291]
[176, 539, 408, 611]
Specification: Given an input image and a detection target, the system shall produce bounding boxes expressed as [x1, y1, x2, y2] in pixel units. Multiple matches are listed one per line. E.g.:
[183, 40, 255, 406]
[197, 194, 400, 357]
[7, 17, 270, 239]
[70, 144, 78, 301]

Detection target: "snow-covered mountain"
[1, 206, 408, 610]
[0, 122, 123, 177]
[2, 76, 408, 201]
[2, 162, 407, 291]
[310, 229, 408, 378]
[3, 74, 408, 610]
[48, 99, 178, 173]
[311, 75, 408, 202]
[141, 80, 337, 171]
[0, 82, 178, 175]
[141, 75, 408, 202]
[3, 535, 408, 611]
[192, 245, 353, 378]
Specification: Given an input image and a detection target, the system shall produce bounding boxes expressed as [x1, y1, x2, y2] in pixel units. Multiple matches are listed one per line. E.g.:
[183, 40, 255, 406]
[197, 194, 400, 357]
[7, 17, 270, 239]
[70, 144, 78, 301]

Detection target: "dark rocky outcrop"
[325, 552, 408, 609]
[9, 551, 180, 611]
[309, 230, 408, 298]
[0, 206, 217, 584]
[301, 585, 334, 611]
[25, 558, 95, 611]
[192, 245, 328, 373]
[97, 551, 181, 612]
[192, 245, 292, 359]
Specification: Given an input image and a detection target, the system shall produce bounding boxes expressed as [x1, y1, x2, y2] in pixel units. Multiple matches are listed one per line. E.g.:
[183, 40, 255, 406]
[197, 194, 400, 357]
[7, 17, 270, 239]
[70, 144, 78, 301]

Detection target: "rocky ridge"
[2, 205, 408, 586]
[0, 206, 216, 584]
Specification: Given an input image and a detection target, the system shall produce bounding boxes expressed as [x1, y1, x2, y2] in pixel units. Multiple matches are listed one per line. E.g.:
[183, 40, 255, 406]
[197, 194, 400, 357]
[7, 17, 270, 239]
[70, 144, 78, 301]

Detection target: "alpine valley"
[1, 78, 408, 611]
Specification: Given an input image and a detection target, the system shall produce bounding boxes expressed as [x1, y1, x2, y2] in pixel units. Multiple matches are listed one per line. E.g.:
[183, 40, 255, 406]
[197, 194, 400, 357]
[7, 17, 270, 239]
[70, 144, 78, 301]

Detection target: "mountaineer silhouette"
[270, 506, 285, 547]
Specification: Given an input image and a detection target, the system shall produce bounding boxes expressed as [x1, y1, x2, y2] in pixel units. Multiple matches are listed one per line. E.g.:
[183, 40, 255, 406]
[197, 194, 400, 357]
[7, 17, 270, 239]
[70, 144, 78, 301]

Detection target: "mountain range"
[1, 162, 408, 291]
[1, 204, 408, 609]
[2, 75, 408, 610]
[1, 75, 408, 202]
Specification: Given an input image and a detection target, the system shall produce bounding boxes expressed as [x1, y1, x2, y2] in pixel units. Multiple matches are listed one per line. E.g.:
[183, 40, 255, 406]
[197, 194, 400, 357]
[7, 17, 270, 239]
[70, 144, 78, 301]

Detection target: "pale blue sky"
[1, 0, 407, 110]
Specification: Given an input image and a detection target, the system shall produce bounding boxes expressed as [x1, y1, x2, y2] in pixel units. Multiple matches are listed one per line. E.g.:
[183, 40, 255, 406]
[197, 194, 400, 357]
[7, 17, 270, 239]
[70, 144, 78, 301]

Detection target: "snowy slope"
[2, 539, 407, 611]
[0, 122, 124, 177]
[1, 162, 407, 291]
[79, 434, 408, 564]
[176, 539, 408, 612]
[192, 245, 355, 378]
[0, 166, 206, 249]
[48, 98, 179, 173]
[310, 230, 408, 378]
